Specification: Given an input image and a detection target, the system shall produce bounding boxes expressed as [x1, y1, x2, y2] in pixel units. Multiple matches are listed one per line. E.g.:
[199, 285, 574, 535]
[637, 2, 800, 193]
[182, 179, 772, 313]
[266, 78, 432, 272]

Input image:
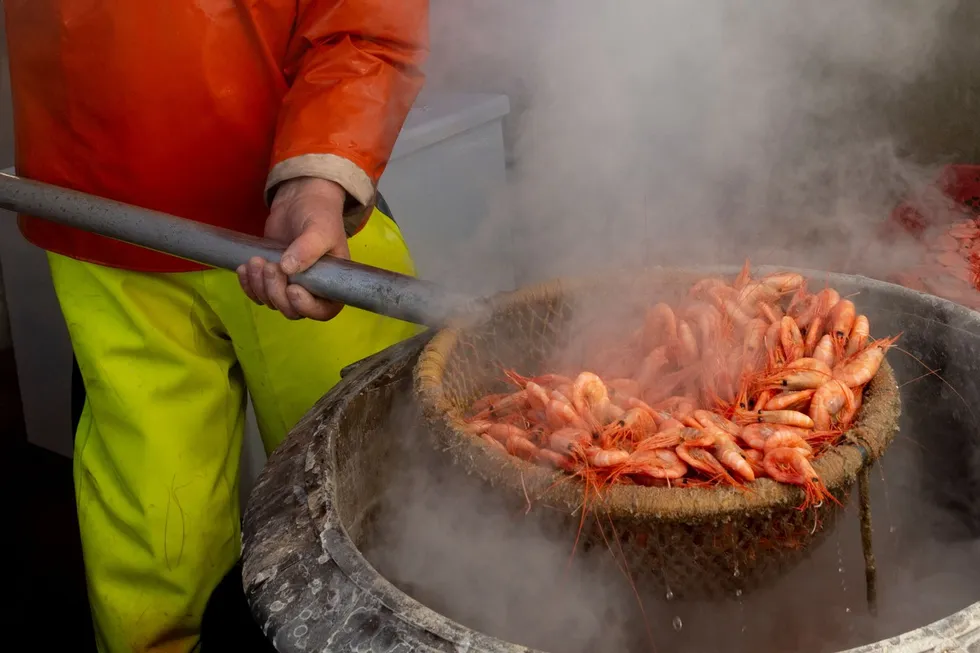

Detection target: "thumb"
[280, 223, 332, 275]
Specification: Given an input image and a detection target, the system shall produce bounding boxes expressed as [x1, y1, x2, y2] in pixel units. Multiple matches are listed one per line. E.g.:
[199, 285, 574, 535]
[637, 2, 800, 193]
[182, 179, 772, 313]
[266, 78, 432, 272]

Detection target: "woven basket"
[415, 269, 902, 600]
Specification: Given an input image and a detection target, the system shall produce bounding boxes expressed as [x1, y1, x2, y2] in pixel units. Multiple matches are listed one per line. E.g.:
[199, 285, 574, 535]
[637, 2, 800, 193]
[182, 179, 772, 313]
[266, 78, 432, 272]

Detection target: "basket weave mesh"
[415, 270, 902, 600]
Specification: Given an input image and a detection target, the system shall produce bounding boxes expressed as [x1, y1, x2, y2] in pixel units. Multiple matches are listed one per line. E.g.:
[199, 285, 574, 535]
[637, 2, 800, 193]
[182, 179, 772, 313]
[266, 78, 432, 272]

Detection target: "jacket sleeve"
[266, 0, 429, 236]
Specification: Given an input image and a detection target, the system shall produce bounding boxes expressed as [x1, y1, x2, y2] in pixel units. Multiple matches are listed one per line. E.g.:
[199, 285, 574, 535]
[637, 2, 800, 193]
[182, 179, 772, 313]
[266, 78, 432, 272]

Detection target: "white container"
[0, 91, 511, 506]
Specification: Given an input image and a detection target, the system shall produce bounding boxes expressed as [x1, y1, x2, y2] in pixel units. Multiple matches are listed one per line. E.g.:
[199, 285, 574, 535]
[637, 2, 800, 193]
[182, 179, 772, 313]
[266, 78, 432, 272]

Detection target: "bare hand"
[237, 177, 350, 321]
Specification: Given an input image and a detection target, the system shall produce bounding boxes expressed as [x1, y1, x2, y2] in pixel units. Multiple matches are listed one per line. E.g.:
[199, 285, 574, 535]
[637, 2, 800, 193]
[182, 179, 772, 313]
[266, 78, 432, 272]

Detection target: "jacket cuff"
[265, 154, 376, 237]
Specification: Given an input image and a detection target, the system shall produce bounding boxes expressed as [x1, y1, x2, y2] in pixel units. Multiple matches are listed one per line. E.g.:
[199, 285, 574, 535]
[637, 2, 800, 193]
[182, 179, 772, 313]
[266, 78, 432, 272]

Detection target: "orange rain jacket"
[4, 1, 428, 272]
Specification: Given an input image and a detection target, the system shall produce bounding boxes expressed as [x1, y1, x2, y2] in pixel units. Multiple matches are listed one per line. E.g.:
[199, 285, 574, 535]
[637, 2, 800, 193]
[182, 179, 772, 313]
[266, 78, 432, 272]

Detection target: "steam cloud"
[361, 2, 978, 653]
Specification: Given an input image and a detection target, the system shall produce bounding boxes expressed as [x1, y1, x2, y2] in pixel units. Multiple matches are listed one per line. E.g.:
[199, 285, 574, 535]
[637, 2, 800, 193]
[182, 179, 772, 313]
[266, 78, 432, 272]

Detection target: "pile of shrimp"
[893, 217, 980, 309]
[463, 264, 900, 511]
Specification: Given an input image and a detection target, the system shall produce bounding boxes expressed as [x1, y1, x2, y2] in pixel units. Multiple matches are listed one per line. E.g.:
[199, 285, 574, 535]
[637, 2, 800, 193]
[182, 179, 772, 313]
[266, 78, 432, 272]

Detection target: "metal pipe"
[0, 172, 484, 327]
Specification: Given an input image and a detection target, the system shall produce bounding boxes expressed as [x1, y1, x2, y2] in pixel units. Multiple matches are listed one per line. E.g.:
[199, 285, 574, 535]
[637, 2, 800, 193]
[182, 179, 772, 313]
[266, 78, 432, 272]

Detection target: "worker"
[4, 2, 428, 651]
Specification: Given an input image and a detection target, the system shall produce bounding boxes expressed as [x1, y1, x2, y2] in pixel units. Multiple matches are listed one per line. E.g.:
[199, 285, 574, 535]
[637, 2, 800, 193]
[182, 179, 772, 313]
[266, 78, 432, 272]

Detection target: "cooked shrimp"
[757, 300, 785, 325]
[584, 446, 630, 468]
[601, 406, 658, 447]
[548, 427, 592, 455]
[813, 334, 836, 368]
[759, 271, 805, 294]
[463, 420, 495, 436]
[644, 303, 678, 349]
[676, 444, 740, 486]
[762, 430, 813, 457]
[488, 423, 533, 445]
[525, 381, 551, 412]
[693, 410, 742, 438]
[833, 335, 899, 388]
[743, 448, 768, 478]
[634, 346, 670, 390]
[838, 383, 865, 428]
[765, 320, 785, 368]
[828, 299, 856, 343]
[572, 371, 614, 428]
[742, 318, 769, 374]
[845, 315, 870, 357]
[628, 448, 688, 480]
[779, 316, 806, 362]
[713, 436, 756, 481]
[505, 433, 540, 461]
[744, 410, 815, 429]
[764, 389, 816, 411]
[471, 390, 528, 420]
[734, 258, 752, 290]
[535, 448, 575, 471]
[480, 433, 508, 453]
[757, 357, 832, 390]
[763, 448, 839, 511]
[546, 399, 592, 431]
[803, 315, 825, 357]
[676, 320, 700, 366]
[809, 379, 855, 431]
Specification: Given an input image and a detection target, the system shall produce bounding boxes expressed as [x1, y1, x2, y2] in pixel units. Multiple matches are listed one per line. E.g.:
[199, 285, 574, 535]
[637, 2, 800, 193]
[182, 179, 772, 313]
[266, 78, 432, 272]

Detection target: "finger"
[286, 284, 344, 322]
[247, 256, 271, 305]
[280, 226, 335, 275]
[237, 265, 263, 306]
[263, 261, 302, 320]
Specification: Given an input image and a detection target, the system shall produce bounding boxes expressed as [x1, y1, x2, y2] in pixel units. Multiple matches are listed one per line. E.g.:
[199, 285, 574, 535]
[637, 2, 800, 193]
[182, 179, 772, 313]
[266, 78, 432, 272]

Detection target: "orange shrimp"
[584, 446, 631, 469]
[463, 420, 495, 436]
[844, 315, 870, 357]
[480, 433, 508, 454]
[693, 409, 742, 439]
[644, 303, 678, 349]
[470, 390, 528, 420]
[628, 448, 689, 480]
[757, 300, 785, 325]
[740, 410, 815, 429]
[770, 388, 815, 411]
[828, 299, 856, 344]
[733, 258, 752, 290]
[743, 448, 767, 478]
[713, 436, 756, 482]
[634, 346, 670, 390]
[676, 320, 700, 366]
[812, 334, 836, 368]
[572, 371, 615, 428]
[689, 277, 729, 300]
[601, 406, 658, 447]
[759, 271, 806, 294]
[762, 429, 814, 457]
[763, 448, 839, 511]
[676, 444, 740, 487]
[636, 426, 714, 451]
[809, 379, 855, 431]
[837, 383, 865, 428]
[765, 320, 785, 368]
[756, 357, 833, 391]
[488, 423, 533, 446]
[505, 433, 541, 461]
[535, 448, 576, 472]
[742, 318, 769, 374]
[545, 399, 592, 432]
[525, 381, 551, 412]
[833, 335, 900, 388]
[803, 314, 825, 357]
[734, 282, 780, 315]
[548, 427, 592, 455]
[752, 388, 774, 412]
[779, 316, 805, 362]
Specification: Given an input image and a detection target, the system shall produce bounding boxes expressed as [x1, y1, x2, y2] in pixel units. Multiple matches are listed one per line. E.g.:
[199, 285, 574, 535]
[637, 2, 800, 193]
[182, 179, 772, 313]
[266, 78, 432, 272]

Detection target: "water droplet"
[665, 590, 674, 601]
[672, 616, 683, 631]
[838, 567, 844, 573]
[889, 526, 896, 533]
[735, 589, 743, 597]
[845, 607, 851, 613]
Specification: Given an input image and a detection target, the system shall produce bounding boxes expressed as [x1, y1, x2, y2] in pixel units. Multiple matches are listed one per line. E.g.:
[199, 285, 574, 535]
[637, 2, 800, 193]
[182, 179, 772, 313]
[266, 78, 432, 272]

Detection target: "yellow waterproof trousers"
[47, 209, 420, 653]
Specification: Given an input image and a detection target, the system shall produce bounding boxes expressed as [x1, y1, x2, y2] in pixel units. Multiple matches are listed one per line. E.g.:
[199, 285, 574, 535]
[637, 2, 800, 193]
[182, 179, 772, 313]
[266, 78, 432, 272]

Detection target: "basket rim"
[414, 266, 903, 522]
